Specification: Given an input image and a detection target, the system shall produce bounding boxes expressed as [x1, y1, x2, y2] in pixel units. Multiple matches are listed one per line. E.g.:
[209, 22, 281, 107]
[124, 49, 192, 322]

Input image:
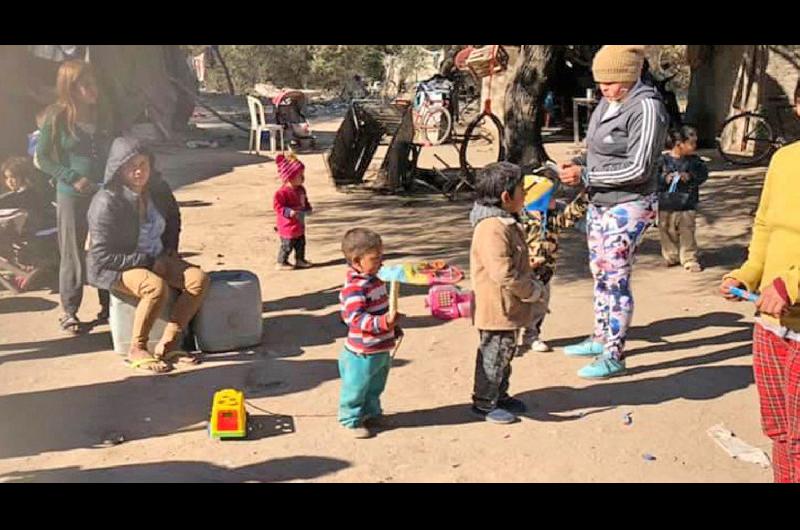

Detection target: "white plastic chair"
[247, 95, 284, 155]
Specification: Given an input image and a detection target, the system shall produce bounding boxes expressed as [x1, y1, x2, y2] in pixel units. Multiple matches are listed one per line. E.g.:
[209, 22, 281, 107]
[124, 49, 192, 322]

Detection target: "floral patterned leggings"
[587, 195, 658, 360]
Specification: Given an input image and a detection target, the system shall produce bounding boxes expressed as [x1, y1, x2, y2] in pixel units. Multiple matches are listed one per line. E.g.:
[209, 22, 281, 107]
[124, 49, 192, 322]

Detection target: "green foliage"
[181, 45, 435, 93]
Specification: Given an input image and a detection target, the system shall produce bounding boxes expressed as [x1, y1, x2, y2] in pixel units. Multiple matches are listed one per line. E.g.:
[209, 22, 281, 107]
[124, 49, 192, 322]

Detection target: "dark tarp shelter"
[0, 45, 197, 162]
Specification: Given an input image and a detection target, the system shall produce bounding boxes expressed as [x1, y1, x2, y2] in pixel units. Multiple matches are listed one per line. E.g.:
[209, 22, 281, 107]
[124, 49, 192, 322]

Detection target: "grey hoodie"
[103, 136, 149, 186]
[86, 137, 181, 291]
[574, 82, 669, 206]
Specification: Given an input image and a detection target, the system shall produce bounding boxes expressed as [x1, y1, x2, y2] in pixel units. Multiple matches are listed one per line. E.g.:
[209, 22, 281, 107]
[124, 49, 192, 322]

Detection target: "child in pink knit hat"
[273, 153, 313, 270]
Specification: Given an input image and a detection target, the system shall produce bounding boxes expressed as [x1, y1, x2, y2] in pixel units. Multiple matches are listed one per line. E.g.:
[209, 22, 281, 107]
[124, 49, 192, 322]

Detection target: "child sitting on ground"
[273, 153, 312, 271]
[656, 126, 708, 273]
[338, 228, 401, 439]
[0, 156, 57, 290]
[0, 156, 53, 230]
[469, 161, 544, 425]
[519, 172, 588, 354]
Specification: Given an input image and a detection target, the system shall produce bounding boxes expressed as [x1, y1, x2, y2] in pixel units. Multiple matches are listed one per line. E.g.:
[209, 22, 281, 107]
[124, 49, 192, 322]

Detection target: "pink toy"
[425, 285, 473, 321]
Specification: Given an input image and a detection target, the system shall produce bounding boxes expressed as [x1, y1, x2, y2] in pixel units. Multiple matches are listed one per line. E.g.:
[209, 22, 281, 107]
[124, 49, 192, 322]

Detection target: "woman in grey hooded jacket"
[558, 45, 668, 379]
[87, 137, 209, 373]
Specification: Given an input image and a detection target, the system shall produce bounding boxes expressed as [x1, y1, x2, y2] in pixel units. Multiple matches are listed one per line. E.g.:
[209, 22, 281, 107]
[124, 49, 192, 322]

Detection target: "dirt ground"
[0, 114, 774, 482]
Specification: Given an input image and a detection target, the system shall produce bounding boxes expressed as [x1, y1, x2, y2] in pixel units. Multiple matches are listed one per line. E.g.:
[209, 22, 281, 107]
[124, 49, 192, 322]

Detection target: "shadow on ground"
[0, 350, 409, 460]
[0, 296, 58, 314]
[0, 455, 350, 483]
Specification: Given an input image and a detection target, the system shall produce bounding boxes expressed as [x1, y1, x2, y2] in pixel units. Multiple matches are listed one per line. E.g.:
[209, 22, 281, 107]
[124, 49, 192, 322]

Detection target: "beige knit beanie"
[592, 45, 646, 83]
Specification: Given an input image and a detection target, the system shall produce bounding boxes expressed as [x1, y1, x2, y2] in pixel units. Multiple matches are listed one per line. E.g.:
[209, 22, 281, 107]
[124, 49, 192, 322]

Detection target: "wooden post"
[389, 281, 399, 318]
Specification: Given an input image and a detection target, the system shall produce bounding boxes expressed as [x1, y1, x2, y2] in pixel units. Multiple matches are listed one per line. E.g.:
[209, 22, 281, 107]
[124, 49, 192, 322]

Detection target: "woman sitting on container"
[87, 137, 210, 373]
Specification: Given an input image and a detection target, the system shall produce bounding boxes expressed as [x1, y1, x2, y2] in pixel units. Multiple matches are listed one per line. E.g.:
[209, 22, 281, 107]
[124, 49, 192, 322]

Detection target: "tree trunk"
[211, 45, 236, 96]
[684, 45, 759, 147]
[503, 45, 561, 167]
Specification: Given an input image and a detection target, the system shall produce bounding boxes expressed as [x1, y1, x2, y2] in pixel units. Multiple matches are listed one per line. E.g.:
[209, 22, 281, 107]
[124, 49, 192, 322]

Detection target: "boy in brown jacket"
[469, 162, 544, 424]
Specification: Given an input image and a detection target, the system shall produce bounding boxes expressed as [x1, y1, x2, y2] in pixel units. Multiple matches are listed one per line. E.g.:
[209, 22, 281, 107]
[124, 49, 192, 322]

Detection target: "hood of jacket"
[469, 202, 515, 228]
[104, 136, 147, 185]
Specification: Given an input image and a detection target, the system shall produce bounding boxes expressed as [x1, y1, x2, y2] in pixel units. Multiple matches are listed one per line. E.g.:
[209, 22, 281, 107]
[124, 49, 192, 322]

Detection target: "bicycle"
[716, 95, 799, 166]
[456, 45, 507, 184]
[450, 71, 481, 125]
[412, 85, 453, 146]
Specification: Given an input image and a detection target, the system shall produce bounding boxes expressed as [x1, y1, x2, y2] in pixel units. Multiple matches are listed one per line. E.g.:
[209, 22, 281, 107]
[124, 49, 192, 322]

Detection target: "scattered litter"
[100, 433, 125, 447]
[451, 463, 460, 468]
[144, 417, 151, 422]
[186, 140, 220, 149]
[504, 434, 511, 439]
[217, 254, 224, 258]
[707, 424, 771, 469]
[623, 412, 633, 426]
[642, 453, 656, 461]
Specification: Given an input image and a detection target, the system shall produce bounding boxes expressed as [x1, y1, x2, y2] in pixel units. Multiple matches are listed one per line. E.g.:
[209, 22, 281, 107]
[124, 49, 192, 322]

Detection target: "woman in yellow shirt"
[720, 79, 800, 483]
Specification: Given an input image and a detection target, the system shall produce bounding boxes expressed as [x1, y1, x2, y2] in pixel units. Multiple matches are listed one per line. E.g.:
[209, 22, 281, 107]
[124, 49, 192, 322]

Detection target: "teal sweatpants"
[338, 348, 391, 428]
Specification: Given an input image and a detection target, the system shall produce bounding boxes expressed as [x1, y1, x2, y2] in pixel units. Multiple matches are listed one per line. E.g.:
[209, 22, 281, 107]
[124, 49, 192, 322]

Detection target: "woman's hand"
[558, 163, 583, 186]
[719, 277, 744, 301]
[756, 283, 790, 318]
[73, 177, 94, 194]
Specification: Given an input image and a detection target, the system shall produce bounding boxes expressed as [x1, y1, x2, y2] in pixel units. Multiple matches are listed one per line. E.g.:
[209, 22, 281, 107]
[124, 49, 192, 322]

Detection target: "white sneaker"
[530, 340, 552, 353]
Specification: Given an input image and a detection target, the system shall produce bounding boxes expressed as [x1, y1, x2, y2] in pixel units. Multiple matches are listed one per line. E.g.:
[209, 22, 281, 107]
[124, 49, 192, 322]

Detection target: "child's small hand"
[529, 256, 545, 269]
[386, 311, 403, 327]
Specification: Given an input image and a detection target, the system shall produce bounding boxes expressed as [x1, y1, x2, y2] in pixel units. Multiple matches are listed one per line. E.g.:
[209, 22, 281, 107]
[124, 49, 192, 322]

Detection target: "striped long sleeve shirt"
[340, 268, 396, 354]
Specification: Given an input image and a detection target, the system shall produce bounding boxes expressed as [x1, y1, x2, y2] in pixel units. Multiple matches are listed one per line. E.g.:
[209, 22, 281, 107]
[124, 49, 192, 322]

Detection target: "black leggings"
[277, 236, 306, 264]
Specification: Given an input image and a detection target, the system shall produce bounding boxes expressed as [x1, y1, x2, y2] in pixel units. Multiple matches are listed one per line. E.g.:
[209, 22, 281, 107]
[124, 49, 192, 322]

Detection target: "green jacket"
[36, 110, 108, 197]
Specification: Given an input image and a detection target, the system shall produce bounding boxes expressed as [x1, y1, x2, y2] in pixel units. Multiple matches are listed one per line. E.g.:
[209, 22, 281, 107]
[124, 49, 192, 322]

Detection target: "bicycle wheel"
[421, 106, 453, 145]
[459, 111, 505, 184]
[717, 112, 776, 166]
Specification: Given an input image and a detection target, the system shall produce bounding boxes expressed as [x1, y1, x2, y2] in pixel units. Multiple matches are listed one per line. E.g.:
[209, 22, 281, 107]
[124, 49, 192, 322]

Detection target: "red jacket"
[273, 184, 312, 239]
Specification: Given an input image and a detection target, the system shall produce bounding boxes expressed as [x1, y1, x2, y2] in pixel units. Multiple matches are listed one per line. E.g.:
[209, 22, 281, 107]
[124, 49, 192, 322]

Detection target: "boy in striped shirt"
[338, 228, 400, 438]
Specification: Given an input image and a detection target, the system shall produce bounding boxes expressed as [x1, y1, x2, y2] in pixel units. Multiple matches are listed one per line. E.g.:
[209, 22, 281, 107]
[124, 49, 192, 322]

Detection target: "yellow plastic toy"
[209, 388, 247, 439]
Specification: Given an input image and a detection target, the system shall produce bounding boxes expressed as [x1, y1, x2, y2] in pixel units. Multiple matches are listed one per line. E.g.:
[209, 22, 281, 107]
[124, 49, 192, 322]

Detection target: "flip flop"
[125, 357, 172, 374]
[159, 350, 202, 366]
[59, 314, 82, 335]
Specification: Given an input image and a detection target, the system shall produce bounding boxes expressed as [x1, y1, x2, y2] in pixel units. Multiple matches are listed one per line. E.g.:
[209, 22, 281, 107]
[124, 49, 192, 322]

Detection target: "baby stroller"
[273, 90, 317, 151]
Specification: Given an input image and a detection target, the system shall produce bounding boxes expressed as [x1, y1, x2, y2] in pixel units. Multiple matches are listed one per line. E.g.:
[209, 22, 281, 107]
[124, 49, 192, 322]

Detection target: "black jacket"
[87, 137, 181, 291]
[656, 153, 709, 211]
